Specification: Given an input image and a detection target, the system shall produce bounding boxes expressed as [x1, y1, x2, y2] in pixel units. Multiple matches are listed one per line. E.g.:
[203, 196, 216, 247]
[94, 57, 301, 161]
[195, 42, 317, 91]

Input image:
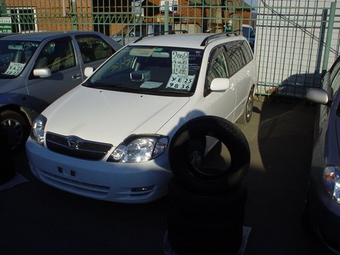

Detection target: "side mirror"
[210, 78, 230, 91]
[306, 88, 329, 105]
[33, 68, 52, 78]
[84, 67, 94, 77]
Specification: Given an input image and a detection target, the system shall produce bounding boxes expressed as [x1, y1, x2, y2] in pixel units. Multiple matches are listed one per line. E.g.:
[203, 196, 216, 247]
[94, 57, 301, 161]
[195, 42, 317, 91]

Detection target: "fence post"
[322, 1, 336, 77]
[1, 0, 6, 15]
[164, 1, 169, 34]
[71, 0, 78, 31]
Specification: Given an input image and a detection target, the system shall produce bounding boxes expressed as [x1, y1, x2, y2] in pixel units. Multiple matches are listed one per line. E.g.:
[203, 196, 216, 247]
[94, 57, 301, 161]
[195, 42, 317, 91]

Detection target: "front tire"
[0, 110, 30, 152]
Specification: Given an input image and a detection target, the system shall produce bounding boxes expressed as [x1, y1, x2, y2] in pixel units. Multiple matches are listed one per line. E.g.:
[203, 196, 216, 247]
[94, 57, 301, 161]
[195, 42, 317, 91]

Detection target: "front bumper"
[307, 176, 340, 254]
[26, 137, 172, 204]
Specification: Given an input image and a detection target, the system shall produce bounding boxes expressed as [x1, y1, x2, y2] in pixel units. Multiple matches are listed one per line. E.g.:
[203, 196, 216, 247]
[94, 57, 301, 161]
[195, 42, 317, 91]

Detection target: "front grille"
[46, 132, 113, 160]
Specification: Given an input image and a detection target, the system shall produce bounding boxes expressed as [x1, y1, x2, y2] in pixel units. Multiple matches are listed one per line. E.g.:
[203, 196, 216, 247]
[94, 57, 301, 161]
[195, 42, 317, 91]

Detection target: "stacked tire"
[167, 116, 250, 255]
[0, 126, 15, 184]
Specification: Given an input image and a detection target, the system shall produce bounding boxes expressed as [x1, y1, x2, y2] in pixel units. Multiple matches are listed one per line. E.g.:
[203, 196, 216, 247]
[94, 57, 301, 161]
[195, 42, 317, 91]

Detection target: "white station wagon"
[26, 32, 258, 203]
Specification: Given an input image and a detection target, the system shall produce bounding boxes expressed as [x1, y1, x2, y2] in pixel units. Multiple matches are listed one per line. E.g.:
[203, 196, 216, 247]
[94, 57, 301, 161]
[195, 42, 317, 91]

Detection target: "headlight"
[30, 115, 47, 145]
[107, 135, 168, 163]
[323, 166, 340, 203]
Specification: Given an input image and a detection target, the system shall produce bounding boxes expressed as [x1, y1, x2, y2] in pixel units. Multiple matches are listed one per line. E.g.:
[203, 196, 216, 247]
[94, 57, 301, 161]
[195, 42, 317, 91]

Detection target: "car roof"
[131, 33, 246, 48]
[0, 31, 106, 41]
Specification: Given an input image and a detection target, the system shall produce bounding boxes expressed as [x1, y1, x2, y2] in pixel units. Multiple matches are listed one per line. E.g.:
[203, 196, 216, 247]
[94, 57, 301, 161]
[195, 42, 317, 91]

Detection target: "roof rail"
[200, 32, 237, 46]
[133, 30, 188, 43]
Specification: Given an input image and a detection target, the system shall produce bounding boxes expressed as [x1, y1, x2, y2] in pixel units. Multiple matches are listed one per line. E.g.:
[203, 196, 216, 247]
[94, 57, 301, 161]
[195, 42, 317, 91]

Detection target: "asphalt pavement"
[0, 98, 335, 255]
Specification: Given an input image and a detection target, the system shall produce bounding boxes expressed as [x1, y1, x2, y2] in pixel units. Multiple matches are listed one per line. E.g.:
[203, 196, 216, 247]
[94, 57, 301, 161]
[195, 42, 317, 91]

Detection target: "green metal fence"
[254, 0, 340, 98]
[1, 0, 339, 98]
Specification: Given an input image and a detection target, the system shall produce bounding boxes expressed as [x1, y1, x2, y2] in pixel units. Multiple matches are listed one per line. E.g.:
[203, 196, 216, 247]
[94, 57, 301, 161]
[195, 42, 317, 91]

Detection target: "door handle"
[72, 73, 82, 80]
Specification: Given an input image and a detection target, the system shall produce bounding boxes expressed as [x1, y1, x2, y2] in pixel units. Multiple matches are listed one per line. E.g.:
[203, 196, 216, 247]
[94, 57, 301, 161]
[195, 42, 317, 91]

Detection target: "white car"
[26, 33, 258, 203]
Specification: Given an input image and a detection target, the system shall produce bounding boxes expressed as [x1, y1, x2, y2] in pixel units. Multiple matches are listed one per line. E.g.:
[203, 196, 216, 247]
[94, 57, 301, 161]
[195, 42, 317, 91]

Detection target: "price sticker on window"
[4, 62, 25, 76]
[166, 74, 195, 91]
[172, 51, 189, 75]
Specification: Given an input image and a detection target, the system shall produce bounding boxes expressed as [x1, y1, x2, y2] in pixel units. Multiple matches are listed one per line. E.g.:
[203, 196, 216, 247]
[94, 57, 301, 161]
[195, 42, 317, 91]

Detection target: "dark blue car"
[303, 56, 340, 254]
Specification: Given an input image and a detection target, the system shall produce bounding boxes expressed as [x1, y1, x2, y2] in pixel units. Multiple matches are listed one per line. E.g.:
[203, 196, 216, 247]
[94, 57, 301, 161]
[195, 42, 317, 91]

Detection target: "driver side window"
[204, 46, 228, 96]
[34, 37, 75, 72]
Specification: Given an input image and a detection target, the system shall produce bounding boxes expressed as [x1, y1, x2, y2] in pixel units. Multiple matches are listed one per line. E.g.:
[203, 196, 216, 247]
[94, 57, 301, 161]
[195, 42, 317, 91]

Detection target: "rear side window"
[225, 40, 252, 77]
[240, 41, 253, 64]
[330, 57, 340, 86]
[76, 35, 114, 63]
[331, 66, 340, 97]
[323, 56, 340, 96]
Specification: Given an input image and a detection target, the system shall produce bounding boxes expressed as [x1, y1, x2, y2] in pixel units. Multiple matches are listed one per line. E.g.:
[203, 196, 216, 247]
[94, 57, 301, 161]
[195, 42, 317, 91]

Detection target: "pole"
[1, 0, 7, 16]
[164, 1, 169, 34]
[322, 1, 336, 77]
[71, 0, 78, 31]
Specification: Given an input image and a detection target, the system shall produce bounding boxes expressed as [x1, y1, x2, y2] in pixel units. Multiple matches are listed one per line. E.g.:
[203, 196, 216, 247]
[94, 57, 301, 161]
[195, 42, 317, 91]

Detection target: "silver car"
[0, 31, 121, 151]
[303, 56, 340, 254]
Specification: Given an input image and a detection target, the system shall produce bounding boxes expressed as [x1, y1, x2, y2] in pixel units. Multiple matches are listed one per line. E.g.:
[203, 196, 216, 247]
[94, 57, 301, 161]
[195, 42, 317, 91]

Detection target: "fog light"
[131, 186, 155, 195]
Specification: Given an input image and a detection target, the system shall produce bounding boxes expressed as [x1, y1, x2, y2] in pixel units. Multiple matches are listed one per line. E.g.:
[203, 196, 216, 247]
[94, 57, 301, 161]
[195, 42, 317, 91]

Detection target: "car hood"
[44, 86, 190, 145]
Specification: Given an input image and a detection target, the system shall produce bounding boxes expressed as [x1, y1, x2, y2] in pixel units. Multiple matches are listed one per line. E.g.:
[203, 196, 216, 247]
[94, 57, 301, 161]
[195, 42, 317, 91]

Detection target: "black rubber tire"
[0, 126, 15, 184]
[0, 110, 30, 152]
[237, 86, 254, 124]
[168, 209, 244, 255]
[169, 116, 250, 195]
[167, 205, 244, 255]
[167, 178, 247, 223]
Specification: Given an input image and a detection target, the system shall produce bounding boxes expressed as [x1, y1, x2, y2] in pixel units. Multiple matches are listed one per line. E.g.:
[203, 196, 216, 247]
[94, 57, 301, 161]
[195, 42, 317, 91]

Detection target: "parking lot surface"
[0, 99, 335, 255]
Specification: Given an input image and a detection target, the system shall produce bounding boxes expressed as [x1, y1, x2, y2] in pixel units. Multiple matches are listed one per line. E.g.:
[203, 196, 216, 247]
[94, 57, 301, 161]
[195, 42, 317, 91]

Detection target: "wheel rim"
[1, 118, 24, 150]
[245, 91, 254, 120]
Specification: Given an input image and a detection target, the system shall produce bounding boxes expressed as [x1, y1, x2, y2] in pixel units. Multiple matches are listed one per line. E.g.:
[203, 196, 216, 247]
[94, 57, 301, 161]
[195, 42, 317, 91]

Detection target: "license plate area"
[58, 167, 76, 177]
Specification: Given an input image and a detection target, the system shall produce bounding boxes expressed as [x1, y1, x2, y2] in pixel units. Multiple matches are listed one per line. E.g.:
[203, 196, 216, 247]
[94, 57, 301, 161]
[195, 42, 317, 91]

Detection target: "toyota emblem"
[67, 138, 79, 149]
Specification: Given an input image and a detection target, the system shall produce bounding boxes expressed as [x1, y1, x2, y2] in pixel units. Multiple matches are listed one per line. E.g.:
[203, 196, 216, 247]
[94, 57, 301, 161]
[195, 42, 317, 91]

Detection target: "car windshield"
[83, 45, 203, 96]
[0, 40, 40, 78]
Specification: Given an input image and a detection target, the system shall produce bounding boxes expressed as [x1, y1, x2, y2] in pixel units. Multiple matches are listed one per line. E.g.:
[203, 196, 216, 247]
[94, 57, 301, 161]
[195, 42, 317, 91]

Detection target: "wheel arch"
[0, 104, 33, 125]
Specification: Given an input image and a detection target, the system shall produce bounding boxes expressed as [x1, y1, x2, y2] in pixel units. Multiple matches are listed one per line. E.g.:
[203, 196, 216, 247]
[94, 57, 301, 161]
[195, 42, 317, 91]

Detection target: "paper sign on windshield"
[166, 74, 195, 91]
[167, 51, 194, 90]
[4, 62, 25, 76]
[172, 51, 189, 75]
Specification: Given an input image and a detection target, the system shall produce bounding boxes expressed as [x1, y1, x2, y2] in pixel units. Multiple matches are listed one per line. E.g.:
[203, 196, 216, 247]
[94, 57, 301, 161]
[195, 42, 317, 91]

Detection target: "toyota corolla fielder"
[26, 32, 257, 203]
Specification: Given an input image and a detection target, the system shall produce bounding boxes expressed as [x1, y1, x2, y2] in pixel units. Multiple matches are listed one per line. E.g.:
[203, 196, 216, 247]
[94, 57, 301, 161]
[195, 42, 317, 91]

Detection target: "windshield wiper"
[146, 88, 192, 96]
[84, 82, 140, 92]
[152, 88, 190, 93]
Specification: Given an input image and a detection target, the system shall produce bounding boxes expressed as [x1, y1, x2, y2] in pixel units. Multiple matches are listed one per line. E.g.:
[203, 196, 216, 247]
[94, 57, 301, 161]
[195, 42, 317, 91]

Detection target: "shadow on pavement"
[242, 98, 333, 255]
[0, 98, 335, 255]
